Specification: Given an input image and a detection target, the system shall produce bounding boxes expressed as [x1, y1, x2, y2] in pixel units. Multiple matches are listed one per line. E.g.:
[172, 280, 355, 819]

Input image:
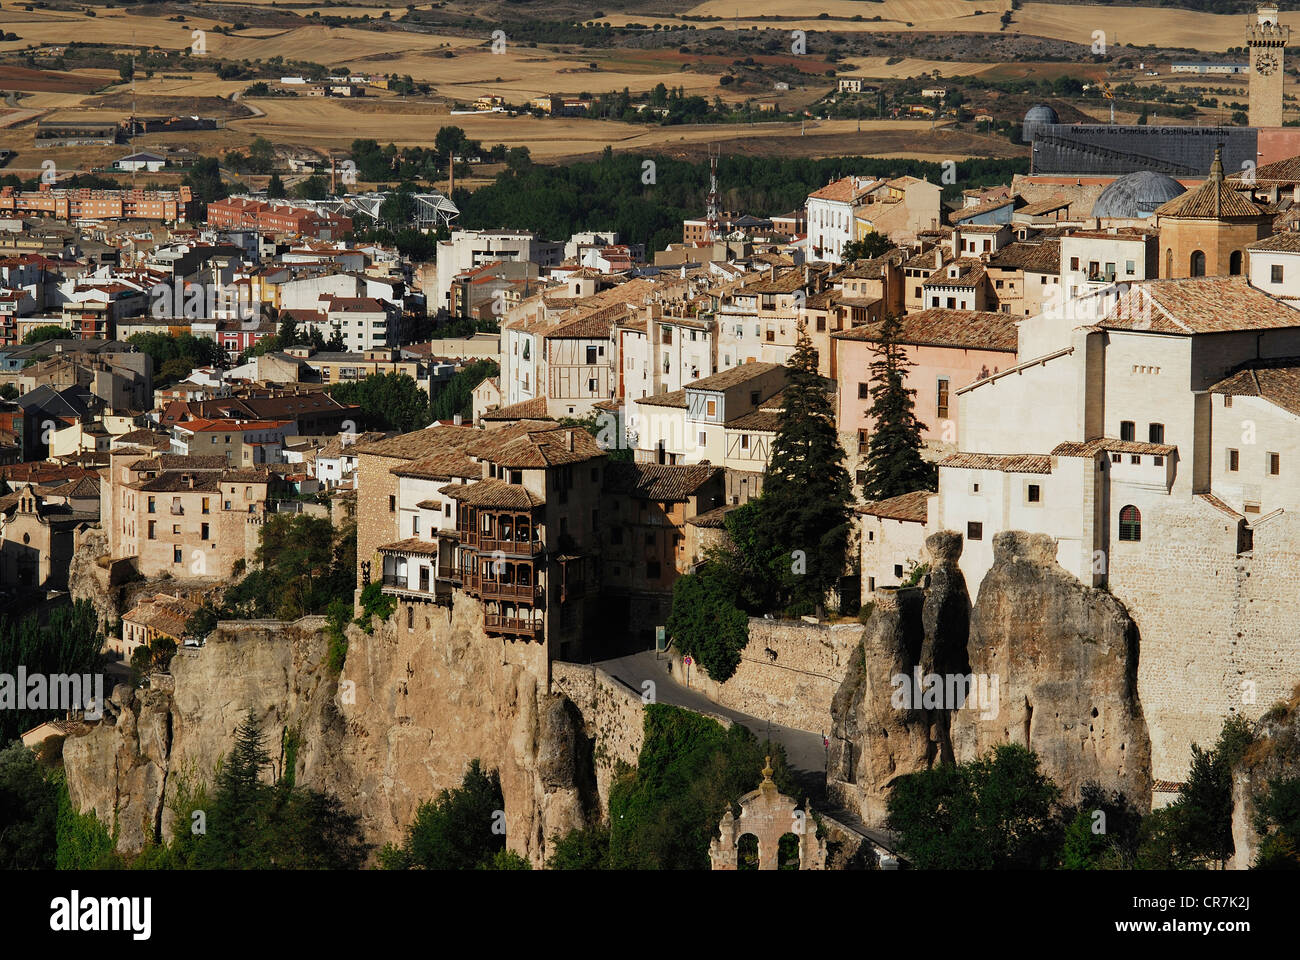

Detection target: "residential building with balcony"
[355, 421, 608, 663]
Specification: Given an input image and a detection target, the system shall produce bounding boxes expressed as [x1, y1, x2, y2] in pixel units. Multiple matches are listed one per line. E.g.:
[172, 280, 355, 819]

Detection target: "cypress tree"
[759, 324, 852, 615]
[862, 313, 937, 501]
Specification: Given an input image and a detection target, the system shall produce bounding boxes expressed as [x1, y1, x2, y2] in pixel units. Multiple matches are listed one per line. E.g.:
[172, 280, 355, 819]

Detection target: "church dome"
[1021, 104, 1060, 144]
[1091, 170, 1187, 219]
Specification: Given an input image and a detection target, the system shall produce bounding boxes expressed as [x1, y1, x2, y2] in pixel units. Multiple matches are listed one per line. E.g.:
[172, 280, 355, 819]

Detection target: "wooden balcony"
[478, 536, 544, 557]
[381, 574, 452, 603]
[484, 615, 542, 639]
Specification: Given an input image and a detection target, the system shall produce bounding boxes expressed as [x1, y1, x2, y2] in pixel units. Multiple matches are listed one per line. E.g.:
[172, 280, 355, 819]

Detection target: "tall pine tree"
[862, 313, 937, 501]
[759, 324, 852, 615]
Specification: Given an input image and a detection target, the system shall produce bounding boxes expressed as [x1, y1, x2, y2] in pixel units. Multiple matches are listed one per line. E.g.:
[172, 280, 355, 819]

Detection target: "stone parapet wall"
[670, 617, 862, 734]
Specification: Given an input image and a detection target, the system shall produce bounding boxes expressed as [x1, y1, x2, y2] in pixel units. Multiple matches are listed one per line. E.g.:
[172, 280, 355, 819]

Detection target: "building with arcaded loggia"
[926, 273, 1300, 801]
[355, 420, 607, 665]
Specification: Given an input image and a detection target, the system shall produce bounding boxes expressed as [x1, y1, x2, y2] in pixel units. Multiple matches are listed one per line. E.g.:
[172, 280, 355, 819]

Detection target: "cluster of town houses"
[9, 140, 1300, 792]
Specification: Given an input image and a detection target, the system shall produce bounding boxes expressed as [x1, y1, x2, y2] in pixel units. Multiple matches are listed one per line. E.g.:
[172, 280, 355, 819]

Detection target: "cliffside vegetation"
[379, 759, 530, 870]
[186, 514, 357, 638]
[0, 600, 103, 744]
[600, 705, 796, 869]
[886, 715, 1273, 870]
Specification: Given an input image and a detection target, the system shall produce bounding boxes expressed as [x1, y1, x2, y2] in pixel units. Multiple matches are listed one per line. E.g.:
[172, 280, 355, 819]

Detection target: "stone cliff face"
[1229, 697, 1300, 870]
[830, 530, 1152, 825]
[63, 596, 599, 866]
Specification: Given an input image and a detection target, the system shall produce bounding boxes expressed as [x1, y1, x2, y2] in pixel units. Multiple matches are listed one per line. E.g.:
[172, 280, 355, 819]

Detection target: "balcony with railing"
[484, 614, 542, 639]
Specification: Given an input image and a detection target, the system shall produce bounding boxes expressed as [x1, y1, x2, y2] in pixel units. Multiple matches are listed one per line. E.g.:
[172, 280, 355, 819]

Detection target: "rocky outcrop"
[829, 531, 970, 822]
[951, 531, 1151, 805]
[62, 595, 599, 866]
[830, 529, 1152, 826]
[1229, 695, 1300, 869]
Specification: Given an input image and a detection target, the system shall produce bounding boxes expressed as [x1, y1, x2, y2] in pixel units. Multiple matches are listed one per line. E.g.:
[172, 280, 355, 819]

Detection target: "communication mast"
[705, 143, 721, 242]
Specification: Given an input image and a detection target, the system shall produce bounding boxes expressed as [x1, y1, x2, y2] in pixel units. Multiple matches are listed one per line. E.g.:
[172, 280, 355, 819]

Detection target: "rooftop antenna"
[705, 143, 721, 243]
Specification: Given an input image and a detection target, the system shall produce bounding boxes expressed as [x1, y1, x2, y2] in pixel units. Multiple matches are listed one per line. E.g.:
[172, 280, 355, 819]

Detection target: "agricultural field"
[0, 0, 1274, 180]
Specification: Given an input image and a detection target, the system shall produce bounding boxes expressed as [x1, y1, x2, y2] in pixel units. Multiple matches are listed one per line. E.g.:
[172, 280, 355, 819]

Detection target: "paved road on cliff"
[594, 649, 898, 854]
[596, 649, 830, 782]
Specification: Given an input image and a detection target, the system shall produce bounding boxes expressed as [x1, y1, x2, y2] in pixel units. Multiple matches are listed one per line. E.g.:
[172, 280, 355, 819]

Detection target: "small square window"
[1270, 452, 1281, 476]
[1027, 484, 1041, 503]
[1131, 455, 1141, 465]
[967, 521, 983, 541]
[894, 564, 904, 578]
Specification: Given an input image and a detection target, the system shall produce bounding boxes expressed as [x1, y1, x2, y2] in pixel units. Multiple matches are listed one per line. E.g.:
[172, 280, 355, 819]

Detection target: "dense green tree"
[842, 232, 892, 262]
[758, 325, 851, 615]
[1166, 714, 1254, 866]
[216, 515, 356, 621]
[608, 705, 796, 869]
[546, 823, 610, 869]
[266, 172, 286, 199]
[430, 360, 497, 423]
[1058, 781, 1144, 869]
[886, 744, 1062, 869]
[665, 566, 749, 682]
[861, 313, 937, 501]
[328, 371, 434, 432]
[22, 324, 69, 345]
[0, 741, 58, 869]
[0, 601, 103, 744]
[379, 759, 508, 869]
[1253, 774, 1300, 868]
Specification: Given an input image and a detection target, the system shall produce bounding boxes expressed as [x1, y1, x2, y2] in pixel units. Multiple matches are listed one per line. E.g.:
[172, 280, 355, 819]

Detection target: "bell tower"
[1248, 3, 1288, 127]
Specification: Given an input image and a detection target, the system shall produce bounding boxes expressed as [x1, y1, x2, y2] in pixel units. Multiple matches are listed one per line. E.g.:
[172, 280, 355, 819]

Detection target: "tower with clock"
[1248, 3, 1289, 127]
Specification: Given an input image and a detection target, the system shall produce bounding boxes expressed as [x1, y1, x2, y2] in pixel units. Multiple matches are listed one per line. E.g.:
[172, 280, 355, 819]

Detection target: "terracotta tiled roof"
[635, 389, 688, 409]
[1197, 492, 1243, 520]
[437, 478, 543, 509]
[1228, 154, 1300, 184]
[1052, 438, 1175, 457]
[1152, 779, 1186, 793]
[603, 462, 721, 501]
[1155, 175, 1265, 219]
[480, 396, 552, 422]
[1208, 360, 1300, 416]
[392, 450, 481, 480]
[922, 258, 985, 289]
[940, 452, 1053, 474]
[726, 410, 782, 431]
[123, 593, 199, 638]
[986, 238, 1060, 273]
[950, 195, 1017, 224]
[1096, 277, 1300, 334]
[376, 537, 440, 556]
[686, 503, 738, 528]
[1247, 232, 1300, 252]
[469, 425, 604, 468]
[832, 308, 1018, 352]
[353, 423, 479, 459]
[856, 489, 931, 522]
[687, 361, 783, 392]
[1016, 195, 1070, 216]
[128, 454, 228, 472]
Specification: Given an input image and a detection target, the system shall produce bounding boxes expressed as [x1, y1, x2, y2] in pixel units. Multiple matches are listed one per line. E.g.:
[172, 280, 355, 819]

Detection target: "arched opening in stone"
[778, 832, 801, 870]
[1229, 250, 1243, 275]
[737, 833, 759, 870]
[1190, 250, 1206, 277]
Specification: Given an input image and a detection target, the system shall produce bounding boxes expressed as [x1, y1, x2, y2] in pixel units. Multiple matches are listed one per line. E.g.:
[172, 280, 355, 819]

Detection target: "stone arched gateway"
[709, 759, 827, 870]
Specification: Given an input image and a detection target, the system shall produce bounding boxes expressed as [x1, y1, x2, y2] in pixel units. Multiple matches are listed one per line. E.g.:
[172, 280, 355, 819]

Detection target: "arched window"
[1165, 248, 1173, 277]
[1119, 505, 1141, 542]
[1190, 250, 1206, 277]
[1229, 250, 1243, 275]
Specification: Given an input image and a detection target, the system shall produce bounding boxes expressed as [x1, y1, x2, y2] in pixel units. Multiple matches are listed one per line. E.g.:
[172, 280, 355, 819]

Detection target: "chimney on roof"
[566, 429, 574, 452]
[453, 413, 463, 426]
